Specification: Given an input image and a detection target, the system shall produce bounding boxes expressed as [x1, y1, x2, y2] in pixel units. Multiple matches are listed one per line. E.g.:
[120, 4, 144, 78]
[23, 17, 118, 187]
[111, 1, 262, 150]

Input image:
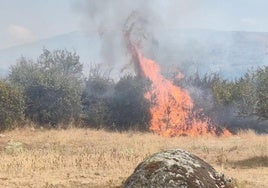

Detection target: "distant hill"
[0, 30, 268, 79]
[151, 29, 268, 79]
[0, 31, 102, 77]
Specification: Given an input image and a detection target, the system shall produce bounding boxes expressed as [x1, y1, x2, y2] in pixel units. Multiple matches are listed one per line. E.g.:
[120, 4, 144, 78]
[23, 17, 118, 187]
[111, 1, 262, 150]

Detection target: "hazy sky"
[1, 0, 268, 49]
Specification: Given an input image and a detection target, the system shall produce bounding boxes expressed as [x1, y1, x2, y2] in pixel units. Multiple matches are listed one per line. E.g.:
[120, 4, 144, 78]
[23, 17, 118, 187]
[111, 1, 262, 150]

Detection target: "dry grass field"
[0, 127, 267, 188]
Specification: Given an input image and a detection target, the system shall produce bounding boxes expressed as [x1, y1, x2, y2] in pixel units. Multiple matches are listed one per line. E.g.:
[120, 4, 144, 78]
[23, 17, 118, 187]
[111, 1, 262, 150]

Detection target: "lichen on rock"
[123, 149, 234, 188]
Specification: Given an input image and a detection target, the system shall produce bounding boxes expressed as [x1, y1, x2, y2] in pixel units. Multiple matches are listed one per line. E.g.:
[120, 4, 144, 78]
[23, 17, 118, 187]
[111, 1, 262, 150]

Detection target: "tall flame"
[123, 17, 231, 137]
[137, 52, 231, 137]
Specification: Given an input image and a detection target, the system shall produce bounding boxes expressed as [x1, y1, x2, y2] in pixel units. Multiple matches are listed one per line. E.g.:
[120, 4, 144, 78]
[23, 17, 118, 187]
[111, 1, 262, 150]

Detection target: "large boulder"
[123, 149, 234, 188]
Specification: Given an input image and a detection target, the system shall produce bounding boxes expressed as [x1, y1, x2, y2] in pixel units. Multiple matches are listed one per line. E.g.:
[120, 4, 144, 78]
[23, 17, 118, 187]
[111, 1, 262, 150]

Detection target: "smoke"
[74, 0, 200, 73]
[181, 81, 268, 134]
[74, 0, 268, 80]
[74, 1, 242, 78]
[74, 0, 267, 133]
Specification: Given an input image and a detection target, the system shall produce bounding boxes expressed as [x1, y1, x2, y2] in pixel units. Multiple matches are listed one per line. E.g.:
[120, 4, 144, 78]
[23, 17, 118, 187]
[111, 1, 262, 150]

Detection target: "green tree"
[9, 49, 83, 126]
[209, 67, 268, 119]
[233, 71, 258, 116]
[175, 68, 268, 133]
[0, 80, 24, 130]
[255, 67, 268, 118]
[211, 78, 236, 106]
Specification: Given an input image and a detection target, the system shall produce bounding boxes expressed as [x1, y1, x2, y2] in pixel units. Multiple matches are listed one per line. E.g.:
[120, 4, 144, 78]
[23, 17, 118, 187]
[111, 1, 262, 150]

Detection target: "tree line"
[0, 49, 150, 131]
[0, 48, 267, 133]
[176, 68, 268, 133]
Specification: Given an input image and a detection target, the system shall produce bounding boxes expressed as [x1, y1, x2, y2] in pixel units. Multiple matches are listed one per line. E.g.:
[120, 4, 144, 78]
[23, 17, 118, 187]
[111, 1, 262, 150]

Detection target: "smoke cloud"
[74, 0, 200, 73]
[74, 0, 267, 133]
[74, 1, 268, 79]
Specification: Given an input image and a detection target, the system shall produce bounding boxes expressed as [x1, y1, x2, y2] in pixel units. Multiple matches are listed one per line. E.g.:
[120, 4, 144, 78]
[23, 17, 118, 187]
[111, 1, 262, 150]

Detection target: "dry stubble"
[0, 128, 267, 188]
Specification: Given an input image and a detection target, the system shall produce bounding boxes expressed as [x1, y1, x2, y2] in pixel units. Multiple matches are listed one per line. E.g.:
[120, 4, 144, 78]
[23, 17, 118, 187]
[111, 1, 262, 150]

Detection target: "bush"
[0, 80, 24, 130]
[110, 75, 151, 131]
[255, 67, 268, 118]
[82, 68, 151, 131]
[176, 67, 268, 133]
[82, 65, 114, 128]
[9, 49, 83, 126]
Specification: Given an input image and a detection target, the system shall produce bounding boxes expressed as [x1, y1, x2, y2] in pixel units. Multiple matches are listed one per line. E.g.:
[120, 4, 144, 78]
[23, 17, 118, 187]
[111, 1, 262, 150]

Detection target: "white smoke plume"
[74, 0, 199, 72]
[74, 1, 268, 133]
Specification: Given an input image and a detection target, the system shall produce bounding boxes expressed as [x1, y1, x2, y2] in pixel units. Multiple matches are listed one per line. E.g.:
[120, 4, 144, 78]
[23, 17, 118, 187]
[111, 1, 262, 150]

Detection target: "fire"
[137, 52, 231, 137]
[123, 15, 231, 137]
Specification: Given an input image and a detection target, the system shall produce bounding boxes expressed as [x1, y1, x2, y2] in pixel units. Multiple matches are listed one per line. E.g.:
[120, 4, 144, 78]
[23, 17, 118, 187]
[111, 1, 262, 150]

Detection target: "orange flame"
[137, 52, 231, 137]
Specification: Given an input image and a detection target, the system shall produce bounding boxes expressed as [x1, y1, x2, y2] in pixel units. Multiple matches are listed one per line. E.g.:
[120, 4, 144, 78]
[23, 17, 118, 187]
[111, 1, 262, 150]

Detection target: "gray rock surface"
[123, 149, 234, 188]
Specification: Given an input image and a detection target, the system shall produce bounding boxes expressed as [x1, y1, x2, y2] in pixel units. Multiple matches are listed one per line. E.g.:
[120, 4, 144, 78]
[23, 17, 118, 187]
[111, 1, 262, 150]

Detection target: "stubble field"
[0, 127, 267, 188]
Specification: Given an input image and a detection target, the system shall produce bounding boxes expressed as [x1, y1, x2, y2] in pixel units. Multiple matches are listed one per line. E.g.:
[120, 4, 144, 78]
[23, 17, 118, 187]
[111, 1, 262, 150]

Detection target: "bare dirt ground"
[0, 127, 267, 188]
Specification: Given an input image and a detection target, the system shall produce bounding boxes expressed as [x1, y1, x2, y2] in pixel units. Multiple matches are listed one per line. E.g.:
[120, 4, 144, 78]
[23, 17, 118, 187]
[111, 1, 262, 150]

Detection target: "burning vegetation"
[137, 52, 231, 137]
[0, 3, 267, 135]
[123, 15, 231, 137]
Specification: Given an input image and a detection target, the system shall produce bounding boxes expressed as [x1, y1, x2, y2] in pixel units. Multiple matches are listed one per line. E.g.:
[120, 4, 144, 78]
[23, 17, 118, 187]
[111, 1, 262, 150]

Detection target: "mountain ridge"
[1, 29, 268, 79]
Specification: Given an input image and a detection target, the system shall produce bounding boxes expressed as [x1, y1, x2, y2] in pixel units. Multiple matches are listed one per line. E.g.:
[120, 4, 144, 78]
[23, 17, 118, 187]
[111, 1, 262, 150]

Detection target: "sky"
[1, 0, 268, 49]
[0, 0, 79, 49]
